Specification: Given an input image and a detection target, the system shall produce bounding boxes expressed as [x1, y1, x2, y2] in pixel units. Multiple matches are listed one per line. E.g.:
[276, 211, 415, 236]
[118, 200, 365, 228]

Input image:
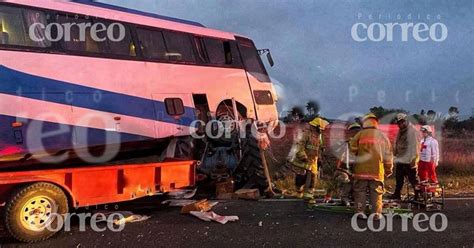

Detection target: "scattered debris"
[189, 211, 239, 224]
[181, 199, 218, 214]
[113, 215, 151, 225]
[216, 179, 235, 199]
[235, 189, 260, 200]
[92, 211, 151, 225]
[167, 188, 197, 199]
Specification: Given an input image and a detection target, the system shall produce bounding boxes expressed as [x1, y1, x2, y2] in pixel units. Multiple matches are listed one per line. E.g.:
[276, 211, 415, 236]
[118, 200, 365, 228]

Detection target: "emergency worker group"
[288, 113, 440, 219]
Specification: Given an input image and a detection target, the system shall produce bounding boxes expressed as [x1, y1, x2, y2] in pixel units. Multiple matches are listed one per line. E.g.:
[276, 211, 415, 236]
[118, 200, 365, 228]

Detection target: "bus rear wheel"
[4, 182, 69, 243]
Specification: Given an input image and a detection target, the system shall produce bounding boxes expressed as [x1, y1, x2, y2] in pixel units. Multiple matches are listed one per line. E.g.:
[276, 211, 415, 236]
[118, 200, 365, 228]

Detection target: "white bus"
[0, 0, 279, 188]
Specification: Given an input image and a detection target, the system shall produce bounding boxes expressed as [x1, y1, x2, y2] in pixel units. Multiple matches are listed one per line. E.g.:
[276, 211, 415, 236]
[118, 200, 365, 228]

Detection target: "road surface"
[1, 198, 473, 247]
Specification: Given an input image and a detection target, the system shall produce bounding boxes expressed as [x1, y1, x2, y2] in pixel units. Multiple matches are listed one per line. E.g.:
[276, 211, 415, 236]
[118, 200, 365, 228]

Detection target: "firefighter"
[390, 113, 420, 200]
[418, 125, 439, 183]
[289, 117, 328, 202]
[326, 122, 361, 206]
[350, 113, 393, 219]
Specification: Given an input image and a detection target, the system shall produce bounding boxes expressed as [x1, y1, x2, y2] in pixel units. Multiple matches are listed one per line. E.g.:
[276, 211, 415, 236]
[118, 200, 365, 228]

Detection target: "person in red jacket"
[418, 125, 439, 183]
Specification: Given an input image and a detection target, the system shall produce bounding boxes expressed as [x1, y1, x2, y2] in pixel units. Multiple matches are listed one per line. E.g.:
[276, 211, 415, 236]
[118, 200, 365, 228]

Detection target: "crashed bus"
[0, 0, 278, 242]
[0, 0, 278, 177]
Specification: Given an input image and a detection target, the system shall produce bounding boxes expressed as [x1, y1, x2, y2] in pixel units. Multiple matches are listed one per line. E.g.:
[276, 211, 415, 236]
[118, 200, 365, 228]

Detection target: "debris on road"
[189, 211, 239, 224]
[178, 199, 237, 224]
[181, 199, 218, 214]
[113, 215, 151, 225]
[235, 189, 261, 200]
[216, 179, 235, 199]
[92, 211, 151, 225]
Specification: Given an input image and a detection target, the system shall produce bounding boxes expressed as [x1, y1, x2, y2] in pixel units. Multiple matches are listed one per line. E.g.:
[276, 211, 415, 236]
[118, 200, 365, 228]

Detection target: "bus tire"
[234, 133, 268, 192]
[4, 182, 69, 243]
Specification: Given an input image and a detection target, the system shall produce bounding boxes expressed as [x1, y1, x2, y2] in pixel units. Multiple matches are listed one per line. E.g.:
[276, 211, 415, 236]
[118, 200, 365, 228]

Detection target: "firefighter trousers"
[353, 179, 384, 215]
[295, 170, 317, 193]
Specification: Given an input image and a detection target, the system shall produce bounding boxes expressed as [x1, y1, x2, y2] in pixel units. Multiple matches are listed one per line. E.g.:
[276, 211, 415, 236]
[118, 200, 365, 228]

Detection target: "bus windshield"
[237, 37, 271, 82]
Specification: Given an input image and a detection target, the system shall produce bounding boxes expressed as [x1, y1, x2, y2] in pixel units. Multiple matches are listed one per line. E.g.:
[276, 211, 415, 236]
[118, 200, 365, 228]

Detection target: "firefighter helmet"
[347, 122, 361, 131]
[309, 117, 329, 130]
[362, 113, 378, 122]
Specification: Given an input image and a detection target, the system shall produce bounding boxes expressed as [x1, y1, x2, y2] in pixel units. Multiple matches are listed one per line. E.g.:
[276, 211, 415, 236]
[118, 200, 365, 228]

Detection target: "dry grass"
[266, 123, 474, 194]
[438, 131, 474, 174]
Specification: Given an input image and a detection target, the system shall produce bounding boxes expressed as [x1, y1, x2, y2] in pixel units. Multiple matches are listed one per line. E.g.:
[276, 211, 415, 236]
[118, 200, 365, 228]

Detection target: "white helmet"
[421, 125, 433, 133]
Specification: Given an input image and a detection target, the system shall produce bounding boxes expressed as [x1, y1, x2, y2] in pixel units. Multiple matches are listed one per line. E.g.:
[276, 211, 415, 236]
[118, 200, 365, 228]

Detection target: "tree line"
[282, 102, 474, 131]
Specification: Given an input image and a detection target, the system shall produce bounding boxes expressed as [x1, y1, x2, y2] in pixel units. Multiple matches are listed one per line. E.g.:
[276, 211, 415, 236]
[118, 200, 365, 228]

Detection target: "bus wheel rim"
[20, 195, 58, 232]
[218, 114, 237, 133]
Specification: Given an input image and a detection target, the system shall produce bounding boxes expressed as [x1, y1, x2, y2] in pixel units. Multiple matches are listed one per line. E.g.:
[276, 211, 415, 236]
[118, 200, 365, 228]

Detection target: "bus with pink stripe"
[0, 0, 279, 191]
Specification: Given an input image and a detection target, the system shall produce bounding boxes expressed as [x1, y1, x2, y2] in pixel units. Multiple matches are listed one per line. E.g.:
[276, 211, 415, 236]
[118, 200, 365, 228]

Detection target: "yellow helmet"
[362, 113, 378, 122]
[309, 117, 329, 130]
[347, 122, 361, 130]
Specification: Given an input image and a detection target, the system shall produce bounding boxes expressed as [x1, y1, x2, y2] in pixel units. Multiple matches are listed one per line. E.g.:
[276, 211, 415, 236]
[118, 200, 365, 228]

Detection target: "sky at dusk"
[100, 0, 473, 118]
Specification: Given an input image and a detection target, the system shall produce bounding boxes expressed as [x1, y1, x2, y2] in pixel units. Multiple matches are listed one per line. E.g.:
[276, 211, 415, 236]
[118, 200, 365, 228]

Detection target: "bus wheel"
[4, 182, 69, 243]
[234, 130, 268, 192]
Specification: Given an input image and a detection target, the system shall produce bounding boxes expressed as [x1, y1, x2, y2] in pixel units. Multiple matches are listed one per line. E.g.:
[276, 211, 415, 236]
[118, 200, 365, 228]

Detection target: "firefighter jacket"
[289, 127, 322, 174]
[349, 122, 393, 182]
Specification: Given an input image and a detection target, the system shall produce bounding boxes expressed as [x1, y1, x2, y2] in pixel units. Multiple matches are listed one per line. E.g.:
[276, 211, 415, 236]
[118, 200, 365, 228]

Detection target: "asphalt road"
[1, 198, 474, 247]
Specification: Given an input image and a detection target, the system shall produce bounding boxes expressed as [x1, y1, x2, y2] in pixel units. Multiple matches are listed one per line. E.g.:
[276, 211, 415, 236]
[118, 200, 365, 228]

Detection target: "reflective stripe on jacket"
[349, 125, 393, 182]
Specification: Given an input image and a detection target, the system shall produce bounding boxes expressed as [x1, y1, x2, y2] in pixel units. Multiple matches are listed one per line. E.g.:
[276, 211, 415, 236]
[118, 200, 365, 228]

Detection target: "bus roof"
[4, 0, 236, 40]
[71, 0, 206, 28]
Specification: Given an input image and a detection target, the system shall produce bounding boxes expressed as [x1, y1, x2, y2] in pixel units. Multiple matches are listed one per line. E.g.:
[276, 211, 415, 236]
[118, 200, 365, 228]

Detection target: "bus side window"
[0, 5, 50, 48]
[203, 38, 225, 65]
[136, 28, 167, 60]
[162, 31, 196, 63]
[99, 21, 136, 57]
[56, 16, 104, 53]
[56, 17, 135, 57]
[230, 41, 243, 67]
[193, 36, 208, 63]
[224, 41, 232, 64]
